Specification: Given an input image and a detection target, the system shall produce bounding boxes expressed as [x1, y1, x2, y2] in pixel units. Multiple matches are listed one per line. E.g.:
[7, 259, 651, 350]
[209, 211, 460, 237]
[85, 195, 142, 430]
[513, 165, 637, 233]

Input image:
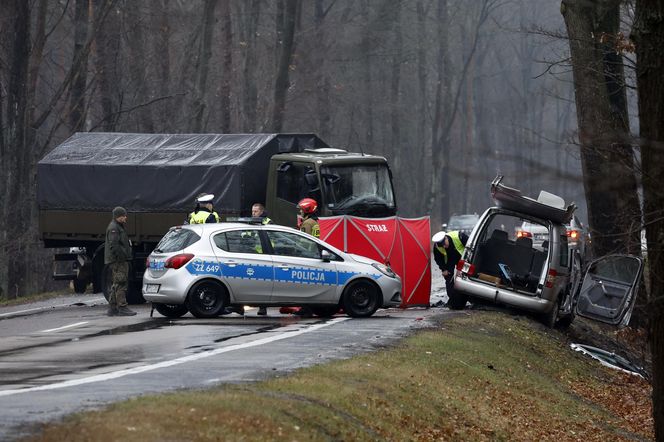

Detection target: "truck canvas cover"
[38, 133, 329, 214]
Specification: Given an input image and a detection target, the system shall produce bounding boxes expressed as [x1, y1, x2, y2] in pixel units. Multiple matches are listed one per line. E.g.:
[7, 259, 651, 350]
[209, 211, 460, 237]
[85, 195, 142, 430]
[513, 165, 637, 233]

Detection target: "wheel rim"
[347, 282, 377, 315]
[193, 284, 223, 312]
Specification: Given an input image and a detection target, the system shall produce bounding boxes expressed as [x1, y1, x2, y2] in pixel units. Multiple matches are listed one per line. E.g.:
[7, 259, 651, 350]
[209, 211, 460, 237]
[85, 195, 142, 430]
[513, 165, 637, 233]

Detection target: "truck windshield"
[320, 164, 396, 214]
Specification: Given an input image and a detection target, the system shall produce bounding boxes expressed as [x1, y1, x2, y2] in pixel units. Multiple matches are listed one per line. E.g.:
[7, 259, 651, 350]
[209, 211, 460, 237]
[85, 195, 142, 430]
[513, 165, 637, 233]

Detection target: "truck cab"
[266, 148, 397, 227]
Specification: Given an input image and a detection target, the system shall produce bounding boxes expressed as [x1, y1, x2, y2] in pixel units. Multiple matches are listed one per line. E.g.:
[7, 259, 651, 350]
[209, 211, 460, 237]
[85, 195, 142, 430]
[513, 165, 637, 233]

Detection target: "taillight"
[165, 253, 194, 269]
[516, 230, 532, 238]
[545, 269, 557, 288]
[456, 259, 476, 276]
[567, 229, 579, 239]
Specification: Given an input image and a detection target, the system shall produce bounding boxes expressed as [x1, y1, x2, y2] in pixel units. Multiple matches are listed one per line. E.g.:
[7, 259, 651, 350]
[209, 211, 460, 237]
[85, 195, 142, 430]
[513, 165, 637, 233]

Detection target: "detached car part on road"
[143, 223, 402, 318]
[450, 176, 643, 328]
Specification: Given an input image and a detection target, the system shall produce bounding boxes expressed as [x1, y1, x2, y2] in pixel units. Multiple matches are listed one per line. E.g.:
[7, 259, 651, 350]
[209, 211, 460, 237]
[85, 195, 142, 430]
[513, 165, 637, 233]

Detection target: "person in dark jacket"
[432, 230, 468, 306]
[251, 202, 272, 225]
[104, 207, 137, 316]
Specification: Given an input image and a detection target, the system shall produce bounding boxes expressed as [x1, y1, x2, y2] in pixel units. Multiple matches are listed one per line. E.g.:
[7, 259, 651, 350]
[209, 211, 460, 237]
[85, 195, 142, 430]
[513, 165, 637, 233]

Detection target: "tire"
[311, 305, 340, 318]
[446, 291, 468, 310]
[73, 276, 88, 294]
[186, 280, 228, 318]
[101, 264, 145, 304]
[556, 312, 575, 329]
[101, 264, 112, 302]
[342, 280, 380, 318]
[154, 303, 189, 318]
[541, 297, 560, 328]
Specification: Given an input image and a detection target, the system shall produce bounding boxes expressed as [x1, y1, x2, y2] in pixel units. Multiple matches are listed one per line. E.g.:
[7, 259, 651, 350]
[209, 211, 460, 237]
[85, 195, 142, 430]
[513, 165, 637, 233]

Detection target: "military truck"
[37, 133, 397, 302]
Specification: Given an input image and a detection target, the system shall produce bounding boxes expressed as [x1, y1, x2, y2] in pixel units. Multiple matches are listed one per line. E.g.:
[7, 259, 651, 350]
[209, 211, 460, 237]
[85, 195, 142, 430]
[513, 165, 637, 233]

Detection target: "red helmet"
[297, 198, 318, 214]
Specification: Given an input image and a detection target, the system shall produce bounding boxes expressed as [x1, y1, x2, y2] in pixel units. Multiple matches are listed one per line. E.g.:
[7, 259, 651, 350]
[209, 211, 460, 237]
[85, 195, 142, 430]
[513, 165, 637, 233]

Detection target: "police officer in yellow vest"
[432, 230, 468, 304]
[188, 193, 220, 224]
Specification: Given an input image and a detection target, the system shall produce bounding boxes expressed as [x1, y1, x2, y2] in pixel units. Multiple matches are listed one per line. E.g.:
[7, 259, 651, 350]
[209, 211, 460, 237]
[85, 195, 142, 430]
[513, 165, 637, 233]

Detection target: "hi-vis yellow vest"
[434, 231, 465, 263]
[189, 210, 220, 224]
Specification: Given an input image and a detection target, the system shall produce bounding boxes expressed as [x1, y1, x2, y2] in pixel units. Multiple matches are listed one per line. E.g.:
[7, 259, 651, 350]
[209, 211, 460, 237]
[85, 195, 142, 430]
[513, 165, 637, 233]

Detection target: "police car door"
[211, 229, 274, 303]
[265, 230, 339, 303]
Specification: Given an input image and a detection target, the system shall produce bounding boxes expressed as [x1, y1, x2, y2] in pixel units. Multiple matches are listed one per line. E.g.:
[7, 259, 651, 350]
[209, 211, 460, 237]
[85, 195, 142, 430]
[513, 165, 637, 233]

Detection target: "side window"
[266, 230, 322, 260]
[212, 233, 228, 251]
[217, 230, 264, 254]
[559, 234, 569, 267]
[276, 162, 321, 204]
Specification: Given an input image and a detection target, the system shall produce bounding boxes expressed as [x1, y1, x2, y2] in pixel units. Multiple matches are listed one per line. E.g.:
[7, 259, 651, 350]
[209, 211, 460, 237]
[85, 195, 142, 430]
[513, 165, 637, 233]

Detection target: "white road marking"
[0, 307, 44, 318]
[40, 322, 89, 333]
[0, 297, 107, 319]
[0, 317, 350, 397]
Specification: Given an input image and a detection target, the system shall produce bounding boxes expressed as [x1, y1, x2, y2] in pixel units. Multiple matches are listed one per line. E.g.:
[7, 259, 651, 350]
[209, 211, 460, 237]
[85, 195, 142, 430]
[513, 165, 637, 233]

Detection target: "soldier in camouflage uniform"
[104, 207, 137, 316]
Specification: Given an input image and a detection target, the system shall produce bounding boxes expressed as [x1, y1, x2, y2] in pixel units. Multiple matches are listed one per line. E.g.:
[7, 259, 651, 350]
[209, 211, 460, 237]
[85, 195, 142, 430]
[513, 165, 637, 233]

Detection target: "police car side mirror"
[321, 250, 331, 262]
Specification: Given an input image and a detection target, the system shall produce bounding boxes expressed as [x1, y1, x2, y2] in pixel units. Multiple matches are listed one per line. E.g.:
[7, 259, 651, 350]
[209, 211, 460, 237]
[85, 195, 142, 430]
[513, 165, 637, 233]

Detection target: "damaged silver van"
[451, 176, 643, 328]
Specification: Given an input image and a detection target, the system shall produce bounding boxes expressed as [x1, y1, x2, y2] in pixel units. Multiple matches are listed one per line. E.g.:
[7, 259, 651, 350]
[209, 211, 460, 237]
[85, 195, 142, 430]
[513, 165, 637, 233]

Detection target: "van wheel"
[446, 291, 468, 310]
[542, 298, 560, 328]
[187, 281, 227, 318]
[342, 280, 380, 318]
[556, 312, 575, 329]
[154, 303, 189, 318]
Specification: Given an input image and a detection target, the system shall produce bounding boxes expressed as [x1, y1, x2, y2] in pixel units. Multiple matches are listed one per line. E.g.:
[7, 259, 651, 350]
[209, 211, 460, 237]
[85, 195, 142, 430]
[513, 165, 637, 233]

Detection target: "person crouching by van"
[432, 231, 468, 305]
[188, 193, 220, 224]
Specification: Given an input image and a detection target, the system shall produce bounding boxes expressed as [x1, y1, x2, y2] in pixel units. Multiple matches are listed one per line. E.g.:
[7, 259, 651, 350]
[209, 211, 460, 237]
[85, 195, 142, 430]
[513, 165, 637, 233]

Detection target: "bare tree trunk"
[271, 0, 299, 132]
[561, 0, 641, 257]
[124, 2, 154, 131]
[69, 0, 90, 131]
[219, 0, 232, 133]
[190, 0, 218, 132]
[632, 0, 664, 438]
[4, 0, 32, 299]
[314, 0, 332, 138]
[92, 0, 120, 130]
[389, 3, 402, 170]
[239, 0, 261, 131]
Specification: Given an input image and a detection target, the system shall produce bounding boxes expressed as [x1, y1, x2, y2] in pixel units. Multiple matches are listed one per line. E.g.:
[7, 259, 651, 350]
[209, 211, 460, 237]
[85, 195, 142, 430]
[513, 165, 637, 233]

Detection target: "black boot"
[117, 306, 137, 316]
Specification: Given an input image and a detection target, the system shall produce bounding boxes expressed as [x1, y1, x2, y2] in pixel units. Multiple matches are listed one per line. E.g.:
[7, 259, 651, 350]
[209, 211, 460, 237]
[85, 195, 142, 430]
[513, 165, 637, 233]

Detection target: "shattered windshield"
[320, 164, 396, 213]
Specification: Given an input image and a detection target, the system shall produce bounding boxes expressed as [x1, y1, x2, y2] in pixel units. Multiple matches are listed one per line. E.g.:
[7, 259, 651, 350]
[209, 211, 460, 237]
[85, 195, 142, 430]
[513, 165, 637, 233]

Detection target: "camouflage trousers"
[108, 261, 129, 308]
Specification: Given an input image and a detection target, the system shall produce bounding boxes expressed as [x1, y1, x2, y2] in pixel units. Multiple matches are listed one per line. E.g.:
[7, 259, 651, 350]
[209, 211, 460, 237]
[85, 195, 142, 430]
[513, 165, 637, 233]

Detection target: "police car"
[143, 222, 402, 318]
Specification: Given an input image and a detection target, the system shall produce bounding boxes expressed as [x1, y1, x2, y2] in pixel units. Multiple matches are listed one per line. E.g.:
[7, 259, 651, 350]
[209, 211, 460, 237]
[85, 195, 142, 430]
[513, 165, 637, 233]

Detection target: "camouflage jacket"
[104, 219, 131, 264]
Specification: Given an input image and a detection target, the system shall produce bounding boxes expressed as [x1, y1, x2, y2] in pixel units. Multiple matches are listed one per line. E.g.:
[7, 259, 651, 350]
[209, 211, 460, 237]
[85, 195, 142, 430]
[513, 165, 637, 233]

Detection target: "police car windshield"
[321, 164, 395, 210]
[155, 228, 201, 253]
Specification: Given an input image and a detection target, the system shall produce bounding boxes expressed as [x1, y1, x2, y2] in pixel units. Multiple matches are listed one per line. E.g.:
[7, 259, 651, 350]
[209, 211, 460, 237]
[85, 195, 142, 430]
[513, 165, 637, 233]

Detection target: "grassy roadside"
[24, 311, 653, 441]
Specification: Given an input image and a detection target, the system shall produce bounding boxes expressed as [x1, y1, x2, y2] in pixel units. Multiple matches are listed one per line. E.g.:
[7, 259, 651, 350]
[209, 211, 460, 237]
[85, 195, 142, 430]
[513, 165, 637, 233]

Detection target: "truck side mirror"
[277, 162, 291, 173]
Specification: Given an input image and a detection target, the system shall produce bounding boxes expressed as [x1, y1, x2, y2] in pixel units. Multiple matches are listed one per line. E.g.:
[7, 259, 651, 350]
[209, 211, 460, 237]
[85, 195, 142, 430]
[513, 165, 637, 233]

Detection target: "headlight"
[372, 262, 397, 278]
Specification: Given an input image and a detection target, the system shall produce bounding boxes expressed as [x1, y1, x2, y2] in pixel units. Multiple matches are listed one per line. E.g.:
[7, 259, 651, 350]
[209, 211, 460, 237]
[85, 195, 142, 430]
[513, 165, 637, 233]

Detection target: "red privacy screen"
[319, 216, 431, 307]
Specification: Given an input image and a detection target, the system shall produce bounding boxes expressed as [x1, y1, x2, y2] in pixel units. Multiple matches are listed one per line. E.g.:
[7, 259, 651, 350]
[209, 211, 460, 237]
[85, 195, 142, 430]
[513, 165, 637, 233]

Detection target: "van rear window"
[155, 228, 200, 253]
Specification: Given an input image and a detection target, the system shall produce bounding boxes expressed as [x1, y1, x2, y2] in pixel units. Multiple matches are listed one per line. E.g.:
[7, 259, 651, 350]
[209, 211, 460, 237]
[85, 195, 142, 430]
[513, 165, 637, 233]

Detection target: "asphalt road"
[0, 273, 449, 440]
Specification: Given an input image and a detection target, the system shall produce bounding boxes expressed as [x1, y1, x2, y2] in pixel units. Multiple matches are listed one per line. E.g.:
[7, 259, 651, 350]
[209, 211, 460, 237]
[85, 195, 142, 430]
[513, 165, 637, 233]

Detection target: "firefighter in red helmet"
[297, 198, 320, 238]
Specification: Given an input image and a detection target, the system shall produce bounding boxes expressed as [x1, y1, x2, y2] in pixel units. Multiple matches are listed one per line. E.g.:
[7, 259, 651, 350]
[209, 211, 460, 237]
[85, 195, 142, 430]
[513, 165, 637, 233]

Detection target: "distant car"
[143, 223, 402, 319]
[451, 176, 643, 328]
[515, 221, 549, 248]
[443, 213, 480, 236]
[566, 215, 590, 262]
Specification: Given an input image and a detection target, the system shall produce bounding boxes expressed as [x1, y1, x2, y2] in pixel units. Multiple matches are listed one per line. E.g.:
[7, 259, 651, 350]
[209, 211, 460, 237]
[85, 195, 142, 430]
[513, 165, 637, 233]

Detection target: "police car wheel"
[154, 303, 189, 318]
[187, 280, 227, 318]
[342, 280, 380, 318]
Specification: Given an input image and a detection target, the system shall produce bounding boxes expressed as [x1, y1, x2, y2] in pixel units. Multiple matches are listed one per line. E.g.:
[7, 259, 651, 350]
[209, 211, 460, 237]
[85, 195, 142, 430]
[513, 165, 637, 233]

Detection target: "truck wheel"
[186, 280, 227, 318]
[342, 280, 380, 318]
[101, 264, 112, 301]
[154, 303, 188, 318]
[101, 265, 145, 304]
[73, 277, 88, 294]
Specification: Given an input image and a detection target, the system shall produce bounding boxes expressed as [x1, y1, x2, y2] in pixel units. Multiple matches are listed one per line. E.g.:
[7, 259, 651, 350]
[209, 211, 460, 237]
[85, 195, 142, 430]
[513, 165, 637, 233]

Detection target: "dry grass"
[24, 311, 653, 441]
